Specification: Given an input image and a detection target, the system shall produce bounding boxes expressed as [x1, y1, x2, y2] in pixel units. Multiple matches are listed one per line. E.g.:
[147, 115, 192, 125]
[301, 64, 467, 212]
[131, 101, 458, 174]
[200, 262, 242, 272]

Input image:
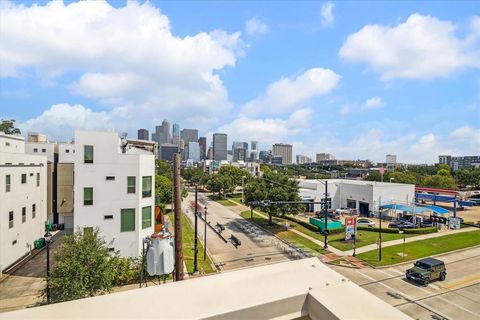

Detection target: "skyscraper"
[213, 133, 227, 161]
[250, 140, 258, 161]
[137, 129, 149, 141]
[172, 123, 180, 145]
[188, 142, 200, 162]
[272, 143, 292, 164]
[181, 129, 199, 144]
[161, 119, 171, 144]
[198, 137, 207, 161]
[232, 141, 248, 162]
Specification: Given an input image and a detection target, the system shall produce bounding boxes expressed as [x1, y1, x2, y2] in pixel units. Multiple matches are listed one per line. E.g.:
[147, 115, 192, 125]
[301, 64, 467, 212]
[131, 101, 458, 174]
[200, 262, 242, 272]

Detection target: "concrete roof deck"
[0, 258, 411, 320]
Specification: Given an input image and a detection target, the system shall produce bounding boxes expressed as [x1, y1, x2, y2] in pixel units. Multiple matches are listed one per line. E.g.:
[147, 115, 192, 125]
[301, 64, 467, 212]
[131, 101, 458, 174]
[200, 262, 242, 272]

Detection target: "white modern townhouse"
[0, 133, 47, 273]
[73, 131, 155, 258]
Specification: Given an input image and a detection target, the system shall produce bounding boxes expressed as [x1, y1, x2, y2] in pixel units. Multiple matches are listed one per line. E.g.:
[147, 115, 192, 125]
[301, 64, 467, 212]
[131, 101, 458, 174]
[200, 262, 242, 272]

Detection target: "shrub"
[357, 226, 438, 234]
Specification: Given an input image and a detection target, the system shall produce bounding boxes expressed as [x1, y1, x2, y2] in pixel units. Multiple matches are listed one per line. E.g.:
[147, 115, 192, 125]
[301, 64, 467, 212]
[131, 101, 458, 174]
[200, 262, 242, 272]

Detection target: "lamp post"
[241, 176, 247, 204]
[193, 184, 198, 274]
[389, 177, 395, 183]
[204, 206, 207, 260]
[44, 231, 52, 304]
[323, 180, 328, 249]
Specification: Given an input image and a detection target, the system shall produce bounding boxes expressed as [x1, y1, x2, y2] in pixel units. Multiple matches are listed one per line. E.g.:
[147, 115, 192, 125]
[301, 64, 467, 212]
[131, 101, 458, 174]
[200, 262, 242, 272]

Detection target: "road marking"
[357, 271, 452, 320]
[443, 273, 480, 290]
[377, 269, 480, 317]
[388, 268, 405, 276]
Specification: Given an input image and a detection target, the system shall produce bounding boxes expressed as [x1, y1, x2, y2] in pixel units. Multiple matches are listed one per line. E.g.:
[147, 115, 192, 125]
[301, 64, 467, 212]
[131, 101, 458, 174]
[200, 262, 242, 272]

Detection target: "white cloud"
[363, 97, 384, 110]
[242, 68, 341, 115]
[0, 1, 243, 133]
[339, 14, 480, 80]
[245, 17, 268, 36]
[19, 104, 114, 139]
[217, 109, 312, 145]
[320, 2, 335, 27]
[340, 105, 352, 115]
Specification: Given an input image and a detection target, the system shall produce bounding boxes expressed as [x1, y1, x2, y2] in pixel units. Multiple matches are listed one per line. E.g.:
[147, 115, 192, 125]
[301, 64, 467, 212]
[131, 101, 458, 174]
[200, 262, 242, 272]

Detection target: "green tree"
[47, 228, 119, 303]
[156, 160, 172, 178]
[456, 168, 480, 189]
[436, 164, 451, 174]
[364, 171, 391, 182]
[0, 119, 21, 135]
[206, 174, 233, 198]
[422, 175, 457, 189]
[182, 167, 204, 185]
[389, 171, 417, 184]
[218, 165, 249, 189]
[155, 174, 173, 205]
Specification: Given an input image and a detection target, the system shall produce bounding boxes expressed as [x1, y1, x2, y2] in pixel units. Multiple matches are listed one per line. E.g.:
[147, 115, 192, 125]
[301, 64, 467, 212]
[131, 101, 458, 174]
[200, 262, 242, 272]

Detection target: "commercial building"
[137, 129, 149, 141]
[272, 143, 292, 164]
[438, 155, 480, 171]
[73, 131, 155, 258]
[259, 150, 272, 163]
[232, 141, 248, 162]
[249, 140, 258, 161]
[3, 257, 409, 320]
[296, 155, 312, 164]
[316, 153, 335, 162]
[1, 133, 47, 273]
[151, 119, 171, 145]
[187, 141, 200, 163]
[298, 179, 415, 216]
[159, 143, 179, 162]
[180, 129, 198, 145]
[198, 137, 207, 161]
[172, 123, 180, 145]
[213, 133, 227, 161]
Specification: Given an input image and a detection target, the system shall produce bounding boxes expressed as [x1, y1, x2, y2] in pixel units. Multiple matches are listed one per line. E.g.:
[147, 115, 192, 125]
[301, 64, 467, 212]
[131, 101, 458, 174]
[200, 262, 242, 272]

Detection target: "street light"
[241, 175, 247, 204]
[316, 179, 329, 249]
[44, 231, 52, 304]
[389, 177, 395, 183]
[204, 206, 208, 260]
[193, 184, 199, 274]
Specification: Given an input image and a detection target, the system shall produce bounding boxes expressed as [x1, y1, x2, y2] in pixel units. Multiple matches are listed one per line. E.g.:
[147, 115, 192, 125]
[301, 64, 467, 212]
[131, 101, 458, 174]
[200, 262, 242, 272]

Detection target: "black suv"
[406, 257, 446, 286]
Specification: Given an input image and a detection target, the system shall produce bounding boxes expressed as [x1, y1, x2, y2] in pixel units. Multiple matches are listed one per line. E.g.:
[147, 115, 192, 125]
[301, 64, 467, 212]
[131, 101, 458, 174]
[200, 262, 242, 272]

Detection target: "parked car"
[420, 220, 434, 228]
[356, 218, 375, 228]
[406, 257, 446, 286]
[388, 221, 417, 229]
[335, 208, 352, 214]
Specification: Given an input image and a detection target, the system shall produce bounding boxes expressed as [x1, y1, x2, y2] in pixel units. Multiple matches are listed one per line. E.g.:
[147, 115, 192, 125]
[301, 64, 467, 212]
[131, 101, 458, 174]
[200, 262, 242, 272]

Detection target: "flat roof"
[299, 179, 414, 187]
[0, 258, 410, 320]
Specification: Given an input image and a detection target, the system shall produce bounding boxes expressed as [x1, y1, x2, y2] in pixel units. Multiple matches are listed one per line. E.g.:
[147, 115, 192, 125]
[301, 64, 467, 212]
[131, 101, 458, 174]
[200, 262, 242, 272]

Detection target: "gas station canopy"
[380, 204, 449, 215]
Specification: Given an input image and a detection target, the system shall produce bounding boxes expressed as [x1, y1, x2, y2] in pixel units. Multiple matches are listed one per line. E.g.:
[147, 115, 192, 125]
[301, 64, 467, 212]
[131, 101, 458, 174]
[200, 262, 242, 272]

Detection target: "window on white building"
[106, 176, 115, 181]
[84, 187, 93, 205]
[142, 206, 152, 229]
[33, 148, 38, 152]
[42, 148, 46, 152]
[127, 176, 136, 194]
[142, 176, 152, 198]
[84, 145, 94, 163]
[36, 172, 40, 187]
[32, 204, 36, 219]
[6, 174, 11, 192]
[9, 211, 14, 229]
[121, 209, 135, 232]
[22, 207, 26, 223]
[21, 173, 26, 184]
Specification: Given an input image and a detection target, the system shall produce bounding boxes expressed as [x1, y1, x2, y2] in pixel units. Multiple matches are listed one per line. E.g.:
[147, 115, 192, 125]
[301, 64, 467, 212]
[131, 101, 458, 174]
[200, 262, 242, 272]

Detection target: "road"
[329, 246, 480, 320]
[182, 193, 295, 271]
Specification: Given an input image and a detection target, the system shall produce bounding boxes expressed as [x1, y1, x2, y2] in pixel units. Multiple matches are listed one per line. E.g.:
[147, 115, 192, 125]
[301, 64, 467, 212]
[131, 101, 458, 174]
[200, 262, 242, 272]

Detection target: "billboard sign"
[345, 217, 356, 240]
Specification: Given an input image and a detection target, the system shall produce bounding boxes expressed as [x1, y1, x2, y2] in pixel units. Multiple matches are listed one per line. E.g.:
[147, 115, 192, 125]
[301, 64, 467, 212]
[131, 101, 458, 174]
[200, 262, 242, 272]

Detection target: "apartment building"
[272, 143, 292, 164]
[0, 133, 47, 272]
[73, 131, 155, 258]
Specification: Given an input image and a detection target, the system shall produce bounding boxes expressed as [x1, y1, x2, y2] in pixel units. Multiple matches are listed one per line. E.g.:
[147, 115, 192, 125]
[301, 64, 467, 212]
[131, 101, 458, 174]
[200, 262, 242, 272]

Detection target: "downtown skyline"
[1, 0, 479, 163]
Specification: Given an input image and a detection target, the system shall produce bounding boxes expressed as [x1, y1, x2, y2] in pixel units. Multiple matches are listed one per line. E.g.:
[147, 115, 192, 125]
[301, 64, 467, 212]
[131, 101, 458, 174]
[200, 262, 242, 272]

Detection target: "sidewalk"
[226, 198, 479, 258]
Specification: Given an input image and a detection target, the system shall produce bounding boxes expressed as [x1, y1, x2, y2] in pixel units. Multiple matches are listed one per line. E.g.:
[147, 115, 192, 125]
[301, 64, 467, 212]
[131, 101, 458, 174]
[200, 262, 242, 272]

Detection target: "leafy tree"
[218, 165, 249, 188]
[182, 167, 204, 185]
[436, 164, 451, 173]
[0, 119, 21, 135]
[364, 171, 391, 182]
[389, 171, 417, 184]
[456, 168, 480, 189]
[155, 174, 173, 205]
[156, 160, 172, 178]
[422, 175, 457, 189]
[47, 228, 119, 303]
[206, 174, 233, 198]
[437, 168, 451, 177]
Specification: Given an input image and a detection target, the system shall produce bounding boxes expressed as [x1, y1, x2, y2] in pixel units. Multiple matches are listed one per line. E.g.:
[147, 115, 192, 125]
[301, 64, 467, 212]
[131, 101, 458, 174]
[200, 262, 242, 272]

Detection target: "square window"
[84, 145, 94, 163]
[32, 204, 36, 219]
[142, 176, 152, 198]
[30, 173, 33, 176]
[22, 207, 26, 223]
[84, 187, 93, 205]
[6, 142, 10, 146]
[121, 209, 135, 232]
[21, 174, 26, 184]
[9, 211, 14, 229]
[127, 176, 136, 194]
[42, 148, 46, 152]
[66, 149, 70, 153]
[33, 148, 38, 152]
[142, 206, 152, 229]
[6, 174, 11, 192]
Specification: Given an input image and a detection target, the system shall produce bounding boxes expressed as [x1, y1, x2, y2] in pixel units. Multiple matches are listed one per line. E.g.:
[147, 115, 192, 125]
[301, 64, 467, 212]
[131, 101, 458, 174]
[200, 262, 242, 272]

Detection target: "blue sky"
[0, 0, 479, 163]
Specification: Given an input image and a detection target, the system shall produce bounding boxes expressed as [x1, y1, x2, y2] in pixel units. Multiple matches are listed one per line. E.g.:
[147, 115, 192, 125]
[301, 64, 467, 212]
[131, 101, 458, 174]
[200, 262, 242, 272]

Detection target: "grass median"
[357, 230, 480, 266]
[216, 199, 237, 206]
[168, 213, 216, 274]
[239, 210, 327, 255]
[327, 230, 415, 251]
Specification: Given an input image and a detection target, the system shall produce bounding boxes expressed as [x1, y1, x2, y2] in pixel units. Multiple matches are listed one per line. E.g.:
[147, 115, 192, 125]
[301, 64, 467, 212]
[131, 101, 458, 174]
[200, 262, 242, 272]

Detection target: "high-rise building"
[213, 133, 228, 161]
[207, 146, 213, 160]
[137, 129, 149, 141]
[181, 129, 199, 144]
[249, 140, 258, 161]
[1, 133, 48, 273]
[74, 131, 155, 258]
[160, 144, 180, 162]
[198, 137, 207, 161]
[259, 150, 272, 163]
[187, 142, 200, 162]
[296, 155, 312, 164]
[161, 119, 171, 144]
[386, 154, 397, 164]
[172, 124, 180, 145]
[272, 143, 292, 164]
[438, 155, 480, 171]
[438, 155, 452, 166]
[316, 153, 335, 162]
[232, 141, 248, 162]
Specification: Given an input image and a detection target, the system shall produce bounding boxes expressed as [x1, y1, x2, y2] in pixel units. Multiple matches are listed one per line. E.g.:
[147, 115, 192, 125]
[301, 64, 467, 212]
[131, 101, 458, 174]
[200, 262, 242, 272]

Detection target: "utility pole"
[173, 153, 184, 281]
[323, 180, 328, 249]
[204, 206, 208, 260]
[378, 196, 382, 262]
[193, 184, 198, 274]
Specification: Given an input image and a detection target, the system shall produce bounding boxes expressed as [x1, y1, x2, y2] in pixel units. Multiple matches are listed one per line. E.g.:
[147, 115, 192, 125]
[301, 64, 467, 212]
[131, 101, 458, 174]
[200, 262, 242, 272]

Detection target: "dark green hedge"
[357, 226, 438, 234]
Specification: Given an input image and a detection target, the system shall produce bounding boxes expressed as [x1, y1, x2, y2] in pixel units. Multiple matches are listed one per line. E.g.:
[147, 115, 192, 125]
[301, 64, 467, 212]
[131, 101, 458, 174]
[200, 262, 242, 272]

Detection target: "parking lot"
[329, 246, 480, 320]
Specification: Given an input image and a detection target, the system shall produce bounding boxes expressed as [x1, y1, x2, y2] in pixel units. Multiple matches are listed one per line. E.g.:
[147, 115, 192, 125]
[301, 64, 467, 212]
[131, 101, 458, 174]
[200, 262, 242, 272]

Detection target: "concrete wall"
[57, 163, 74, 215]
[73, 131, 154, 258]
[0, 135, 47, 272]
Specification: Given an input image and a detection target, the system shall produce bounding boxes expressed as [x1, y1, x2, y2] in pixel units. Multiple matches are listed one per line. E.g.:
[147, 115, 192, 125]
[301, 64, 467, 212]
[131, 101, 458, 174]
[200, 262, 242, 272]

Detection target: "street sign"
[345, 217, 356, 240]
[449, 217, 461, 229]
